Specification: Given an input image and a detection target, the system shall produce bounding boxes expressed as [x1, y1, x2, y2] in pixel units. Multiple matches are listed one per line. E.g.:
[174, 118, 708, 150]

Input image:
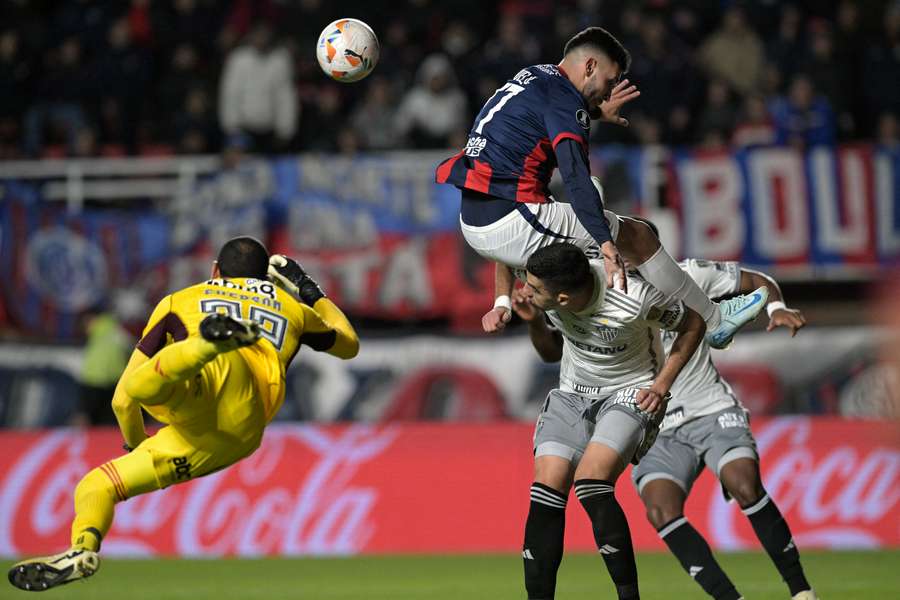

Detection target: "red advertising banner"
[0, 418, 897, 557]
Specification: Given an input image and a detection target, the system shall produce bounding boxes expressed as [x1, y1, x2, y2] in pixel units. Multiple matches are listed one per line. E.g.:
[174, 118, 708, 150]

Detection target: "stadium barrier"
[1, 417, 897, 557]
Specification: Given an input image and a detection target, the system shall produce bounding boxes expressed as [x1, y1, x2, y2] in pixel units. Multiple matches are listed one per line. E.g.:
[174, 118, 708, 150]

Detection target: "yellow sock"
[70, 467, 119, 552]
[125, 337, 221, 402]
[70, 451, 161, 552]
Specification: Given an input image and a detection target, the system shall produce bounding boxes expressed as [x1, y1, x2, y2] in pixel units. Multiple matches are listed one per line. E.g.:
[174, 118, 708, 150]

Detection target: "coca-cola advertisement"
[1, 418, 897, 557]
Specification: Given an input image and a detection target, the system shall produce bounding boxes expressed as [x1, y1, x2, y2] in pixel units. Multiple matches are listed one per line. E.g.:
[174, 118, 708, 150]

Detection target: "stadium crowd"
[0, 0, 898, 159]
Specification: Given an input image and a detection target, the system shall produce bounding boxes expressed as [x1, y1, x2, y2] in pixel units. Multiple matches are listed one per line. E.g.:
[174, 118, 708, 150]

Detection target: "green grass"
[4, 551, 898, 599]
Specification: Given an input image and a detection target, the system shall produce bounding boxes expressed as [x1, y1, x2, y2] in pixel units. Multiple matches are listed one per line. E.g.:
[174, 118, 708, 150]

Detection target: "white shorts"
[460, 201, 622, 270]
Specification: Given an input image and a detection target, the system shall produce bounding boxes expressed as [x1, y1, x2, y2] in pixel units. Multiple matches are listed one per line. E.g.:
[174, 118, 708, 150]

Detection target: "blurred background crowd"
[1, 0, 899, 159]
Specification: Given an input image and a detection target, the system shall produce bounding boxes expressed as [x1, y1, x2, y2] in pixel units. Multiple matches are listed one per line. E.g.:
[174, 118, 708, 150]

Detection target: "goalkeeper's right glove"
[267, 254, 326, 305]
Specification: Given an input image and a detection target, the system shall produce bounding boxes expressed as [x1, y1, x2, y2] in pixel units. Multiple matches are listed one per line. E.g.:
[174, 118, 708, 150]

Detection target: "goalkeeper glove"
[268, 254, 326, 305]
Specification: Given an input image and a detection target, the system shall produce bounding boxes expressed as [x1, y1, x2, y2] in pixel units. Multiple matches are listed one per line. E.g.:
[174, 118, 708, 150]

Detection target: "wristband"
[493, 295, 512, 311]
[766, 301, 786, 318]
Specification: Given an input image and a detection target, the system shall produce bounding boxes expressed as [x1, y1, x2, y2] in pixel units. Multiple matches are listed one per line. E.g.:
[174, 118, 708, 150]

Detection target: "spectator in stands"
[395, 53, 467, 149]
[479, 15, 540, 84]
[696, 79, 737, 143]
[732, 94, 776, 147]
[769, 74, 836, 148]
[766, 4, 804, 85]
[92, 17, 153, 154]
[297, 85, 344, 152]
[174, 87, 219, 154]
[350, 77, 399, 151]
[0, 29, 29, 159]
[862, 3, 900, 132]
[698, 5, 764, 97]
[877, 112, 899, 149]
[78, 309, 132, 425]
[23, 37, 87, 157]
[799, 21, 854, 137]
[628, 11, 700, 145]
[158, 44, 205, 125]
[219, 22, 297, 154]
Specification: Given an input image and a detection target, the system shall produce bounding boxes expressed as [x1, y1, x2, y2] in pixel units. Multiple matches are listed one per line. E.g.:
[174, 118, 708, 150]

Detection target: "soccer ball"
[316, 19, 379, 83]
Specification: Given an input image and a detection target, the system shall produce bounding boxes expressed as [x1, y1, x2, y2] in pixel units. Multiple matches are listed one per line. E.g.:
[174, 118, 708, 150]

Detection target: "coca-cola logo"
[0, 425, 398, 556]
[707, 418, 900, 549]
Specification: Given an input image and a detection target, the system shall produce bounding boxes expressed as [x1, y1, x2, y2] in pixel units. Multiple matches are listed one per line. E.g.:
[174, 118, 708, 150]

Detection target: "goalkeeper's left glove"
[267, 254, 326, 305]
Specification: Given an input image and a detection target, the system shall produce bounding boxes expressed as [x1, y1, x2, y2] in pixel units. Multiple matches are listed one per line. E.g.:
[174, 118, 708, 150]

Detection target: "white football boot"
[8, 548, 100, 591]
[706, 286, 769, 349]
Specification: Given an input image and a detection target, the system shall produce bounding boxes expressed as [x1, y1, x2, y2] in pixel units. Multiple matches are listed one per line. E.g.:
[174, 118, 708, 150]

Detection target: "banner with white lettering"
[0, 419, 896, 557]
[0, 146, 896, 339]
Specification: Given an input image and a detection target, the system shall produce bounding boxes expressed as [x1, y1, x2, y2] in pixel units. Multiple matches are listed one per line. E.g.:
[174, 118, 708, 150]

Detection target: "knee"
[728, 479, 765, 508]
[619, 218, 661, 262]
[644, 502, 681, 530]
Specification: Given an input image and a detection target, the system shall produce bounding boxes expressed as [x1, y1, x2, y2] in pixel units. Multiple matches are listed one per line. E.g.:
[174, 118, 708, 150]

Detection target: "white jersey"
[660, 259, 744, 431]
[547, 261, 685, 398]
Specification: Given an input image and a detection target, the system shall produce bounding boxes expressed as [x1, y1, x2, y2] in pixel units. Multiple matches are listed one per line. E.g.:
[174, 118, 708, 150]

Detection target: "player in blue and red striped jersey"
[436, 27, 767, 351]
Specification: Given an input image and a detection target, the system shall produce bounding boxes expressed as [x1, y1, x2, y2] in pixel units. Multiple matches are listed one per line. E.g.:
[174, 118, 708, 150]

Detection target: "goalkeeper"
[8, 237, 358, 592]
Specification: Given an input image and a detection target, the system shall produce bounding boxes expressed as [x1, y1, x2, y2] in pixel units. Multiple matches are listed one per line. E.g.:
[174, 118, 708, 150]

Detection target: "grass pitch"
[3, 551, 897, 599]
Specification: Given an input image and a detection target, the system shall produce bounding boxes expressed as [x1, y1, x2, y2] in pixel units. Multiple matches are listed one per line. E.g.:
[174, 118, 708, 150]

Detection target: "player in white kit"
[629, 222, 817, 600]
[514, 242, 706, 600]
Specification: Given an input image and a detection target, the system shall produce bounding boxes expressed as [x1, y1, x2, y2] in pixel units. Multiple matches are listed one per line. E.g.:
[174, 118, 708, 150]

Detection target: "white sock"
[636, 246, 721, 329]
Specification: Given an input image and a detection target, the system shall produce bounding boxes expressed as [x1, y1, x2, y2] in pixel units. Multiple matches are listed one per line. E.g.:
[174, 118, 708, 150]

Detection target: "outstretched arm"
[268, 254, 359, 360]
[739, 268, 806, 336]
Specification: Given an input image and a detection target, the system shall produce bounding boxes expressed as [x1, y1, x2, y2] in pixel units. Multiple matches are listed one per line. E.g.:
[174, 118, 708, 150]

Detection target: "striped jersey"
[660, 260, 745, 431]
[435, 64, 590, 204]
[547, 261, 685, 397]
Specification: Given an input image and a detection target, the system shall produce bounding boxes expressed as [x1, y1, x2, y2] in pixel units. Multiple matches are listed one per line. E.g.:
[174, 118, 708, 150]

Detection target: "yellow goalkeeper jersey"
[134, 277, 350, 423]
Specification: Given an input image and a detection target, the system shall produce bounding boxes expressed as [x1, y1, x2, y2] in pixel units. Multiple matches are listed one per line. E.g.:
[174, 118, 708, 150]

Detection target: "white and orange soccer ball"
[316, 19, 379, 83]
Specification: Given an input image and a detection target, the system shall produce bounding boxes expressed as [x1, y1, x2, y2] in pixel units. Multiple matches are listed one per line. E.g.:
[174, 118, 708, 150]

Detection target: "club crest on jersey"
[594, 325, 620, 342]
[576, 109, 590, 129]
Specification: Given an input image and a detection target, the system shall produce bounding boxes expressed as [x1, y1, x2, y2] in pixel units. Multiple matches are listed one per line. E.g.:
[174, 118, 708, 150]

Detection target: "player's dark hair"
[216, 236, 269, 279]
[563, 27, 631, 73]
[526, 243, 593, 294]
[629, 216, 659, 239]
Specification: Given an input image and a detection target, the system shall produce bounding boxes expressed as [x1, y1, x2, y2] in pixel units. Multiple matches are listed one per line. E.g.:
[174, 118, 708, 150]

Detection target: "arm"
[305, 297, 360, 359]
[111, 349, 150, 449]
[554, 138, 626, 291]
[636, 307, 705, 414]
[739, 268, 806, 336]
[267, 255, 359, 360]
[482, 262, 515, 333]
[511, 287, 562, 362]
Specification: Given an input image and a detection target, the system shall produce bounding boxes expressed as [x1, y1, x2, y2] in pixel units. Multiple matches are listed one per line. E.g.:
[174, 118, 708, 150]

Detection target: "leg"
[524, 455, 574, 600]
[525, 390, 587, 600]
[124, 314, 259, 405]
[641, 480, 741, 600]
[616, 217, 719, 326]
[720, 458, 813, 597]
[573, 403, 648, 600]
[615, 217, 768, 349]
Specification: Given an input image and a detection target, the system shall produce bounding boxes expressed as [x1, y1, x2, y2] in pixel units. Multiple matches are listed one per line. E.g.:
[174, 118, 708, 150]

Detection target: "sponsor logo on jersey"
[717, 410, 749, 429]
[569, 337, 627, 354]
[464, 135, 487, 157]
[576, 109, 591, 130]
[512, 69, 536, 86]
[661, 407, 685, 430]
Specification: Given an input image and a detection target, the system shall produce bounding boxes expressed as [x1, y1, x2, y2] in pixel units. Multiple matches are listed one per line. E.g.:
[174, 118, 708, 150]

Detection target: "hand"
[635, 388, 667, 415]
[482, 306, 511, 333]
[511, 287, 539, 322]
[598, 79, 640, 127]
[601, 241, 627, 293]
[268, 254, 326, 305]
[767, 307, 806, 337]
